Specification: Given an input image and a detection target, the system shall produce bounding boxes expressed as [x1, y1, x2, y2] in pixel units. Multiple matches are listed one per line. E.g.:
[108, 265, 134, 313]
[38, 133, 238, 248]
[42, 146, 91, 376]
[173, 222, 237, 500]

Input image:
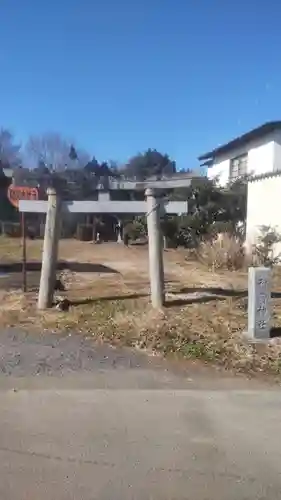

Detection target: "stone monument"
[246, 267, 271, 341]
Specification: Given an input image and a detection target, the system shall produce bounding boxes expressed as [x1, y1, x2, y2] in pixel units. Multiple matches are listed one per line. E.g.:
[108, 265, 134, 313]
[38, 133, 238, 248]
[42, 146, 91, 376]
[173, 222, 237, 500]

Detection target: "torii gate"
[19, 177, 193, 309]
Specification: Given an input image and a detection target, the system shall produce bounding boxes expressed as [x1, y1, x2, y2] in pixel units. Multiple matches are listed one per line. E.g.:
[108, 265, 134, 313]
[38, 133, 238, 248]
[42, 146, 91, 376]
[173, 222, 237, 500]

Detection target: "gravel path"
[0, 328, 272, 392]
[0, 329, 151, 377]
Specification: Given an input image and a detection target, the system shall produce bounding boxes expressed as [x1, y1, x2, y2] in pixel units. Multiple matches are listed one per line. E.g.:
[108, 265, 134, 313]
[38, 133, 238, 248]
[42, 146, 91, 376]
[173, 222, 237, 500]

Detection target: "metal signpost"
[7, 185, 39, 293]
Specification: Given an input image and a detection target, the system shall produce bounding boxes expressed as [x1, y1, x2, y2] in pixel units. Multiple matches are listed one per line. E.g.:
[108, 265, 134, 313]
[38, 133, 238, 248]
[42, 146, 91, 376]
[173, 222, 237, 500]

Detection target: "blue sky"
[1, 0, 281, 169]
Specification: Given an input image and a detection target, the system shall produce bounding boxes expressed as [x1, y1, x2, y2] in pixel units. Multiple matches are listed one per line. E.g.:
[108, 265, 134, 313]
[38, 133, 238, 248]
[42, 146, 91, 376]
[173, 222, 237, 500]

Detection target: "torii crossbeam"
[19, 199, 188, 215]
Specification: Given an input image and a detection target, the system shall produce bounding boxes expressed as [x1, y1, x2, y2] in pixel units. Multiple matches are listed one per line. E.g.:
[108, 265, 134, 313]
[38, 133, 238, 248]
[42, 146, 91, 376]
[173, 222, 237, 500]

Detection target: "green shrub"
[124, 217, 147, 241]
[252, 225, 281, 267]
[1, 222, 21, 237]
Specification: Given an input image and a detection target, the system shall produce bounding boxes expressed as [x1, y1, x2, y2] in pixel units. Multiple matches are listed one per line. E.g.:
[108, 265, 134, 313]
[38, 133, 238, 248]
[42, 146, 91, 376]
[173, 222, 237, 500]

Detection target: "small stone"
[55, 298, 70, 311]
[54, 295, 64, 304]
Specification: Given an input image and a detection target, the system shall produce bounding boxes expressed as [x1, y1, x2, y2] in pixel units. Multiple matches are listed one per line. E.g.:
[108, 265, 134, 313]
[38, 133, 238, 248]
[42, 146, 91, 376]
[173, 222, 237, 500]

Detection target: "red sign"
[7, 185, 39, 209]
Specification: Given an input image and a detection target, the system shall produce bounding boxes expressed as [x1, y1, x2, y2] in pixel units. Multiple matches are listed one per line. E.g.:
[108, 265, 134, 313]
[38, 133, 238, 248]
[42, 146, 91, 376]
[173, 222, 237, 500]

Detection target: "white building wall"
[273, 129, 281, 171]
[207, 132, 276, 186]
[207, 158, 229, 186]
[246, 173, 281, 258]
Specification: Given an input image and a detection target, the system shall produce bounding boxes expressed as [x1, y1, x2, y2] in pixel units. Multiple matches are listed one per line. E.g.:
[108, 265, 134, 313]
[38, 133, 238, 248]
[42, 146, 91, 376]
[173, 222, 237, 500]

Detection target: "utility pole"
[37, 188, 61, 309]
[145, 188, 165, 308]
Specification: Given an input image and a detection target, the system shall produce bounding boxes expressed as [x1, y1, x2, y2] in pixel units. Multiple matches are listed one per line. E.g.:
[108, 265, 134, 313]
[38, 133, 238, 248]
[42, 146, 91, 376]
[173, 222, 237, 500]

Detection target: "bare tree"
[0, 129, 22, 168]
[25, 132, 89, 171]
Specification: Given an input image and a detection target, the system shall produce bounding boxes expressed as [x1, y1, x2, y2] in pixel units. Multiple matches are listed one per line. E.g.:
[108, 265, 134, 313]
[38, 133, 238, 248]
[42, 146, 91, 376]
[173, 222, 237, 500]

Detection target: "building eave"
[200, 159, 213, 168]
[198, 121, 281, 162]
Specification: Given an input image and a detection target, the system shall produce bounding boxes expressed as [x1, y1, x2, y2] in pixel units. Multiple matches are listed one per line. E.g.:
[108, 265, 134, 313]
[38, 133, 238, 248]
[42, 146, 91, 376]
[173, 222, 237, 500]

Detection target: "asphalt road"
[0, 329, 281, 499]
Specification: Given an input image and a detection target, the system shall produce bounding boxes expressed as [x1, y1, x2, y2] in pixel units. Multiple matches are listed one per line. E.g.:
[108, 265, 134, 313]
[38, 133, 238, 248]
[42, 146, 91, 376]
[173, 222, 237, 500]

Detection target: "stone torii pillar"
[145, 188, 165, 307]
[37, 188, 61, 309]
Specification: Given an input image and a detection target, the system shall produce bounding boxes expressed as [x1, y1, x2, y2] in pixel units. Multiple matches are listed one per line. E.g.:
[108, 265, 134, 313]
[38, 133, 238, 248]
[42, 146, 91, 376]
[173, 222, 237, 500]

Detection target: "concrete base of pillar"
[242, 331, 271, 344]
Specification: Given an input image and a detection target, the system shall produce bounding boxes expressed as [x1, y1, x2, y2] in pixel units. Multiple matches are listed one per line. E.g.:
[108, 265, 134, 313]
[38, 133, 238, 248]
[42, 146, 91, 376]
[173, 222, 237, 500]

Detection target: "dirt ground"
[0, 236, 248, 297]
[1, 236, 281, 377]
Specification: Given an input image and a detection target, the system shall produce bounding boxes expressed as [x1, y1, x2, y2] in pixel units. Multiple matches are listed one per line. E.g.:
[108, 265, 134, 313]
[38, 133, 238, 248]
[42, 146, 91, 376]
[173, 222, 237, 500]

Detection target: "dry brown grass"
[1, 237, 281, 377]
[197, 234, 245, 271]
[0, 235, 42, 261]
[1, 286, 281, 377]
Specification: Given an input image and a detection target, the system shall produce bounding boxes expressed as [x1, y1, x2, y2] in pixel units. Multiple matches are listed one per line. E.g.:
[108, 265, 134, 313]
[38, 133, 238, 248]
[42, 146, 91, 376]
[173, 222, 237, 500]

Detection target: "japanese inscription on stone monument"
[248, 267, 271, 340]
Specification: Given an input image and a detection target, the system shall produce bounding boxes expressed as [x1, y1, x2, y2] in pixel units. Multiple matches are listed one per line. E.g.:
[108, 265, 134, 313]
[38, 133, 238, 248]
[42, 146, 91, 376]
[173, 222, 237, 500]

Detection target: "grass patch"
[0, 235, 43, 261]
[2, 289, 281, 377]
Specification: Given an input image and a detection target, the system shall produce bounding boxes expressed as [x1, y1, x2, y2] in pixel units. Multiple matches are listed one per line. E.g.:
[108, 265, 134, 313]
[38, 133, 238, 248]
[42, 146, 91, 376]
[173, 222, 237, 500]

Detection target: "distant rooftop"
[198, 121, 281, 162]
[2, 168, 13, 178]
